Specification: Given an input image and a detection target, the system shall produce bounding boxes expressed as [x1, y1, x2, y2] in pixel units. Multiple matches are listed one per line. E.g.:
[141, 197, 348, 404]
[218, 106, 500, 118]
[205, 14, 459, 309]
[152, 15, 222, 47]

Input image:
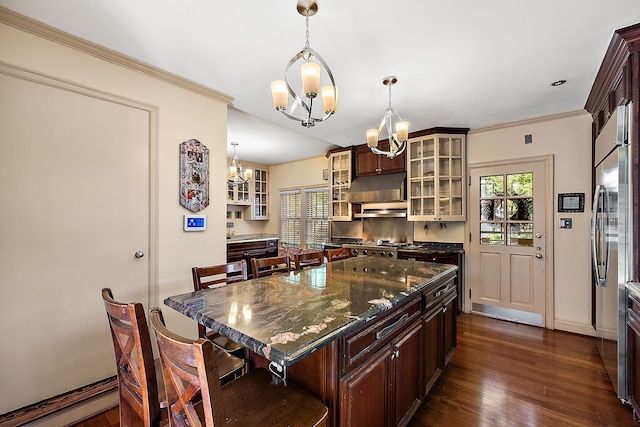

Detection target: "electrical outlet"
[559, 218, 572, 229]
[226, 222, 234, 228]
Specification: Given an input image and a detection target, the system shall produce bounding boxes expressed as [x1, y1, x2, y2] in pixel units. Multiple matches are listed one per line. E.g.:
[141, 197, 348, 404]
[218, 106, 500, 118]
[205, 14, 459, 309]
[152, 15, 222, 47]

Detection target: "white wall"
[466, 111, 594, 335]
[0, 11, 229, 418]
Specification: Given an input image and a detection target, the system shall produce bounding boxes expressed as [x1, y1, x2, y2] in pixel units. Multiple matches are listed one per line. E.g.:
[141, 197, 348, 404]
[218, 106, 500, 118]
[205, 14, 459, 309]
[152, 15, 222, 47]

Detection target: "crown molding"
[0, 6, 233, 104]
[468, 110, 589, 135]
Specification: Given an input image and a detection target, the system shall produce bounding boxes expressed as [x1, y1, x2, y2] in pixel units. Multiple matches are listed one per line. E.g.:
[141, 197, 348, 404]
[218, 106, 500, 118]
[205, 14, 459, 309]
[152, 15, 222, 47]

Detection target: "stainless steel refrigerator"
[592, 103, 632, 402]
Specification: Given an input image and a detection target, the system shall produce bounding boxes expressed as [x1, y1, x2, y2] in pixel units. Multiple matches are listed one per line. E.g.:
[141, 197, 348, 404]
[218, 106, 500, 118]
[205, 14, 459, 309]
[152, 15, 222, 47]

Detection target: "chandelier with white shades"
[228, 142, 252, 186]
[366, 76, 409, 159]
[270, 0, 338, 128]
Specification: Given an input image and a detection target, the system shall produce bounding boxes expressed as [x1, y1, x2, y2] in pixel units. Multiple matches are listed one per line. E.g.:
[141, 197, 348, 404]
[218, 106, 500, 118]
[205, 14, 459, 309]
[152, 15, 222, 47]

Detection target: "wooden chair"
[325, 247, 352, 262]
[192, 261, 246, 357]
[101, 288, 166, 427]
[102, 290, 243, 427]
[293, 250, 325, 270]
[250, 255, 291, 278]
[149, 308, 328, 427]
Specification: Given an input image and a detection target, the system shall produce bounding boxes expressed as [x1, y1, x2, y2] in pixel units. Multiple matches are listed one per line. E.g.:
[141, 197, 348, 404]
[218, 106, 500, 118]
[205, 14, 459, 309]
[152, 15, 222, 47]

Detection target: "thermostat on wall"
[184, 215, 206, 231]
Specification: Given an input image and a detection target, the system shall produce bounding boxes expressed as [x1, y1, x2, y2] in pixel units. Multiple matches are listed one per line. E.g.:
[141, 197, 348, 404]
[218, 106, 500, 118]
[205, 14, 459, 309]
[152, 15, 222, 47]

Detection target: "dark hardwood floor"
[72, 314, 637, 427]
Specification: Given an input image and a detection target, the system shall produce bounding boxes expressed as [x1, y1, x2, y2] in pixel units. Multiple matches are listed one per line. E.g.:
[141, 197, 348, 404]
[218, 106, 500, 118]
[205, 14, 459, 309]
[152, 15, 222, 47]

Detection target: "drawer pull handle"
[435, 283, 453, 298]
[375, 313, 409, 340]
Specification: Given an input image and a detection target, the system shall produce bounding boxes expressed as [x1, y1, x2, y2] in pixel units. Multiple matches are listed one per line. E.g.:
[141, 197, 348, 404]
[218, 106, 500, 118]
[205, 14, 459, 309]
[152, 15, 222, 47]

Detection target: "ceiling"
[2, 0, 640, 165]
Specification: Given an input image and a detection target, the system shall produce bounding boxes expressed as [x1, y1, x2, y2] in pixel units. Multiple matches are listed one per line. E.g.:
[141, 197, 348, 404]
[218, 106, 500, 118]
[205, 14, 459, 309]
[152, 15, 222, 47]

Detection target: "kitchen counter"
[225, 233, 278, 243]
[399, 241, 464, 254]
[164, 257, 457, 366]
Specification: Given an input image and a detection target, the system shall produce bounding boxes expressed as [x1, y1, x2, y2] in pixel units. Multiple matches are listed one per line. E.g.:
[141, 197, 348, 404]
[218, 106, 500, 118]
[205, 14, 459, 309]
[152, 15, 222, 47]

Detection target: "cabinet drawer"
[341, 294, 421, 374]
[423, 278, 456, 311]
[629, 293, 640, 317]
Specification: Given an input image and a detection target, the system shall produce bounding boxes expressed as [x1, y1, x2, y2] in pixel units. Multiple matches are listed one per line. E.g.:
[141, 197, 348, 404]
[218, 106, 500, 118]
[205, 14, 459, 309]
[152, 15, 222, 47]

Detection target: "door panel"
[0, 71, 151, 412]
[479, 252, 501, 301]
[469, 158, 548, 326]
[511, 254, 534, 306]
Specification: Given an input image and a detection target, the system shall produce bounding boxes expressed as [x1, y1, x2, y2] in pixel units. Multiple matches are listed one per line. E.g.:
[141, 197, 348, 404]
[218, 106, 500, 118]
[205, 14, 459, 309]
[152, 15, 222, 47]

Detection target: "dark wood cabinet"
[354, 142, 406, 176]
[421, 278, 457, 397]
[627, 291, 640, 419]
[226, 238, 278, 278]
[398, 250, 464, 314]
[246, 270, 458, 427]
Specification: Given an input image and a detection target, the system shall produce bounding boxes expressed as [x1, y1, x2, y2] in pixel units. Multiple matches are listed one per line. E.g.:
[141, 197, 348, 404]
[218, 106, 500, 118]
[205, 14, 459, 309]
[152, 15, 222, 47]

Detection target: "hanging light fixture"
[270, 0, 338, 128]
[366, 76, 409, 159]
[228, 142, 252, 186]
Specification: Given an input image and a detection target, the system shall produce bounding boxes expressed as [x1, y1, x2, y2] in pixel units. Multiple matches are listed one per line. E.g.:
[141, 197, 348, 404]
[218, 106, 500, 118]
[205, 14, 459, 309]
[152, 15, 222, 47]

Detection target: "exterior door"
[467, 157, 550, 326]
[0, 68, 154, 412]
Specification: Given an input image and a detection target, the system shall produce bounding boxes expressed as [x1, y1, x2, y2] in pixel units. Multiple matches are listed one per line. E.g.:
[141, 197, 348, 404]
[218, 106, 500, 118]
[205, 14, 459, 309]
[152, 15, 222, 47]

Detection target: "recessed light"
[551, 80, 567, 87]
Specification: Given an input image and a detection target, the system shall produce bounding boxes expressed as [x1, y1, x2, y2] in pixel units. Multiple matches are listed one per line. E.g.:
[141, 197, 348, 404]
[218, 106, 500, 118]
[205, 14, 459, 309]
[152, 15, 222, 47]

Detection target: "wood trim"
[0, 6, 233, 104]
[0, 377, 117, 427]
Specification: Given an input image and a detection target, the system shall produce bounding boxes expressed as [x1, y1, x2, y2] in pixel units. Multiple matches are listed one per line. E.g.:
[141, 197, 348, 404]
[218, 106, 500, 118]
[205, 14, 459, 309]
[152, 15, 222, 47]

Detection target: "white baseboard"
[22, 391, 118, 427]
[553, 319, 597, 337]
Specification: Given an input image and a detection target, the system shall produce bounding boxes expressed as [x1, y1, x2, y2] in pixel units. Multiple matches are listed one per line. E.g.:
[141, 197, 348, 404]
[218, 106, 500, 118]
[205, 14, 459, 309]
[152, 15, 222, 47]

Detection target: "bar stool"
[192, 261, 247, 358]
[325, 247, 352, 262]
[293, 250, 325, 270]
[250, 255, 291, 278]
[149, 308, 328, 427]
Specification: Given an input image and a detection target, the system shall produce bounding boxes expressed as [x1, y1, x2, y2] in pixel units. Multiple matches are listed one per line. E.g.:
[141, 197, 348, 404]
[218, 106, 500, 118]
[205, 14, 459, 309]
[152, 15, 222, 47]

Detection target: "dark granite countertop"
[226, 233, 278, 243]
[399, 242, 464, 254]
[165, 257, 457, 366]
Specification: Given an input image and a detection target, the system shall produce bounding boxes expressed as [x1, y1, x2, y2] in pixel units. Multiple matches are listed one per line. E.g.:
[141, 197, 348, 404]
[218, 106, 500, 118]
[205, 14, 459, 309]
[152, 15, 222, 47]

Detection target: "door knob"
[535, 253, 543, 259]
[135, 251, 145, 258]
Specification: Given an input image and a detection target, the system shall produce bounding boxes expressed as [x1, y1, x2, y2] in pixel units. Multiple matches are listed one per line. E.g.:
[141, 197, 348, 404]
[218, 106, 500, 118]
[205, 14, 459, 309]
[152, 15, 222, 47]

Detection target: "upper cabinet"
[355, 141, 406, 176]
[328, 149, 353, 221]
[250, 168, 269, 220]
[407, 129, 468, 221]
[227, 181, 251, 205]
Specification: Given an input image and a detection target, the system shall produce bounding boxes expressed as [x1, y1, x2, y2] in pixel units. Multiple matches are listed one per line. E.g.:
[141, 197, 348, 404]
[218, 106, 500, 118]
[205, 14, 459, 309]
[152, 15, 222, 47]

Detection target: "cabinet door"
[442, 293, 458, 366]
[355, 143, 406, 176]
[355, 146, 379, 176]
[407, 133, 466, 221]
[392, 321, 423, 426]
[422, 304, 443, 396]
[379, 150, 406, 175]
[329, 151, 353, 221]
[339, 346, 390, 427]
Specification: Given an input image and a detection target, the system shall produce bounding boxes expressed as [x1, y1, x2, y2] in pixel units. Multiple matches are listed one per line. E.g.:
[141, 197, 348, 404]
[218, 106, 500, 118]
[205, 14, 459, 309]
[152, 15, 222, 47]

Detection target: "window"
[479, 172, 533, 246]
[279, 186, 329, 249]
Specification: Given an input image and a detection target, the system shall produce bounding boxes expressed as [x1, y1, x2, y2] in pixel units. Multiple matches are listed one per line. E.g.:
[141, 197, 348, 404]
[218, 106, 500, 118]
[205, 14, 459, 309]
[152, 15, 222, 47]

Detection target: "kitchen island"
[165, 257, 458, 427]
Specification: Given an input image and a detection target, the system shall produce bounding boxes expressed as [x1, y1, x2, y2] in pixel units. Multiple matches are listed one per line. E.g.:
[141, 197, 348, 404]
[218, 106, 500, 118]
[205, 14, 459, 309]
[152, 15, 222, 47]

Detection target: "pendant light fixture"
[228, 142, 252, 186]
[270, 0, 338, 128]
[366, 76, 409, 159]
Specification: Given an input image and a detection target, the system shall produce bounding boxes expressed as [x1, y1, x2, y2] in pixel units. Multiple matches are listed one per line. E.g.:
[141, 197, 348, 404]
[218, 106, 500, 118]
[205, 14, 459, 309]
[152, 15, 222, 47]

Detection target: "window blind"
[305, 187, 329, 250]
[280, 189, 301, 248]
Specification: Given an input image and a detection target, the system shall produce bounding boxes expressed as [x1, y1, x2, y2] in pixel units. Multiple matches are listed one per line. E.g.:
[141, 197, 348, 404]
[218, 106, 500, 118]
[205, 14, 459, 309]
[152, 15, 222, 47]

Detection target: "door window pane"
[481, 175, 504, 197]
[507, 223, 534, 247]
[480, 222, 504, 245]
[479, 172, 534, 246]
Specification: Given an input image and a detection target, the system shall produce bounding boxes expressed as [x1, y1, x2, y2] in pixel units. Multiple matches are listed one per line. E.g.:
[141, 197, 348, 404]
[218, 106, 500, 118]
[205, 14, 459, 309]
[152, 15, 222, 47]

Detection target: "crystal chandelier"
[228, 142, 252, 186]
[270, 0, 338, 128]
[366, 76, 409, 159]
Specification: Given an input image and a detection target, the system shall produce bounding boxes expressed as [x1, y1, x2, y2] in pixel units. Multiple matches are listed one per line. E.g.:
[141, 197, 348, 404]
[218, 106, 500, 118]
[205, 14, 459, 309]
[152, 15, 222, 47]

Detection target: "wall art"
[179, 139, 209, 212]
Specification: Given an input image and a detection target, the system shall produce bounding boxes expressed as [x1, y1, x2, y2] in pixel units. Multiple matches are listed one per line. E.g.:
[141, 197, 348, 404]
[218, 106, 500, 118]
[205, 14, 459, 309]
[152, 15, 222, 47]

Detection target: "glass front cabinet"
[329, 150, 353, 221]
[407, 133, 466, 221]
[250, 168, 269, 220]
[227, 181, 251, 205]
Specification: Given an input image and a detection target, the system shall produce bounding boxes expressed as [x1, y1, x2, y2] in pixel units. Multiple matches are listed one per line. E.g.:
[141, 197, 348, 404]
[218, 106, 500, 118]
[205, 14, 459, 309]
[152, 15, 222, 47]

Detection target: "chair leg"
[119, 398, 133, 427]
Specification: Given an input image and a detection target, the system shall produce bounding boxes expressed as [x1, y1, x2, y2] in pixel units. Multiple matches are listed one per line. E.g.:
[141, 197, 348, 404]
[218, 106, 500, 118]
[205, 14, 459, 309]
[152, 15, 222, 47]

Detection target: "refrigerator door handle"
[591, 184, 610, 287]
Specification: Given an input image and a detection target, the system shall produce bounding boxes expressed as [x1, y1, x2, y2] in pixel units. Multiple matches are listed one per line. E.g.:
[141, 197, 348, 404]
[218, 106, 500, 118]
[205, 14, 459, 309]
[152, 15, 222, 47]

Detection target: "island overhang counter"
[165, 257, 458, 427]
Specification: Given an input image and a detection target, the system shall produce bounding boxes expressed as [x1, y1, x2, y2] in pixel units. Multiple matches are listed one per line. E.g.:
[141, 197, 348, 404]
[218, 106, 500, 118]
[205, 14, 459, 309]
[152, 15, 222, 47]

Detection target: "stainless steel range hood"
[346, 172, 406, 203]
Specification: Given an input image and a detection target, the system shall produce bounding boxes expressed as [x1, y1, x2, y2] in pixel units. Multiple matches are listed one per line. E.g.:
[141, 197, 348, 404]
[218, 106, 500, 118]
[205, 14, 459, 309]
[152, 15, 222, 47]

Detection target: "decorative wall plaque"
[179, 139, 209, 212]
